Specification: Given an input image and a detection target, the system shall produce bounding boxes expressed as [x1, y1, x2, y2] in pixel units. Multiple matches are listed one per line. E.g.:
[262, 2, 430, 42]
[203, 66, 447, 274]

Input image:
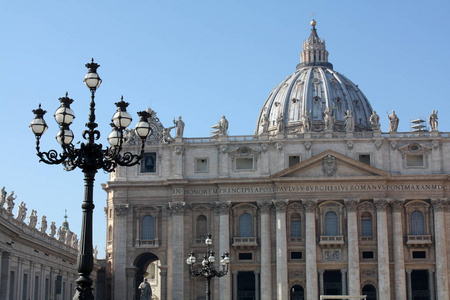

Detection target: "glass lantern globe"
[56, 127, 74, 145]
[83, 59, 102, 90]
[30, 105, 48, 137]
[135, 111, 152, 139]
[107, 127, 123, 147]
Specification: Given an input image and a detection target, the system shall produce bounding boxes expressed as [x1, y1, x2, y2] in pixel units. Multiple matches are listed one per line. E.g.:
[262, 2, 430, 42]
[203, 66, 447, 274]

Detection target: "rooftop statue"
[211, 115, 229, 137]
[387, 110, 399, 132]
[324, 107, 334, 131]
[57, 227, 65, 242]
[173, 116, 185, 138]
[65, 230, 73, 245]
[301, 113, 311, 133]
[429, 110, 438, 131]
[260, 113, 269, 133]
[40, 215, 47, 233]
[5, 191, 16, 213]
[0, 186, 6, 208]
[49, 221, 57, 238]
[344, 110, 355, 132]
[277, 113, 284, 133]
[124, 128, 138, 145]
[28, 209, 37, 228]
[72, 234, 78, 250]
[370, 111, 380, 131]
[16, 201, 27, 222]
[161, 126, 175, 144]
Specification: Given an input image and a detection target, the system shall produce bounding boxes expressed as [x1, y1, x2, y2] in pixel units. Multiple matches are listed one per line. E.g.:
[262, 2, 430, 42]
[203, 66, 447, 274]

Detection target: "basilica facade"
[103, 20, 450, 300]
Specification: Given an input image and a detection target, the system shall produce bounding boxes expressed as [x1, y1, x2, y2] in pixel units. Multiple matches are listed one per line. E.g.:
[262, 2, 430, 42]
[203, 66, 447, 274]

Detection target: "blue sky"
[1, 0, 449, 258]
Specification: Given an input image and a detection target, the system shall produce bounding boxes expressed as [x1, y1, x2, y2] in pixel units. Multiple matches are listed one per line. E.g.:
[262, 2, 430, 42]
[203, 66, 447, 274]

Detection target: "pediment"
[272, 150, 390, 179]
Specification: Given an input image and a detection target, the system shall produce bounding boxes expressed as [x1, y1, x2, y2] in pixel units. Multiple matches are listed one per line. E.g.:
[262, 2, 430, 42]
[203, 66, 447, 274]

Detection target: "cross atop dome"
[297, 19, 333, 70]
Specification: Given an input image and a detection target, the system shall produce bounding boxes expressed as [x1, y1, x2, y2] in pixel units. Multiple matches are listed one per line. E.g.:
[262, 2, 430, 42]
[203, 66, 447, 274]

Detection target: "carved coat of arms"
[322, 154, 336, 176]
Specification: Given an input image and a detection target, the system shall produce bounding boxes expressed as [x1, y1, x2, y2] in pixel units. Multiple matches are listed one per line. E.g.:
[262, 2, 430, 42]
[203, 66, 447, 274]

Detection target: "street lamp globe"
[112, 96, 132, 129]
[30, 104, 48, 136]
[83, 58, 102, 91]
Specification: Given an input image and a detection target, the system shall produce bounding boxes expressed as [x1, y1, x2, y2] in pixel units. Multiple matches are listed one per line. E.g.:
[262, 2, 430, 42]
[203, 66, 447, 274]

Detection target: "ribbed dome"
[255, 20, 373, 135]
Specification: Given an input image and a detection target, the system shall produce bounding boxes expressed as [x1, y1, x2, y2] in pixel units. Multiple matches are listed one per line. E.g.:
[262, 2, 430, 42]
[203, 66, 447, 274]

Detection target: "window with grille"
[142, 215, 155, 240]
[239, 213, 253, 237]
[324, 211, 338, 236]
[410, 210, 425, 235]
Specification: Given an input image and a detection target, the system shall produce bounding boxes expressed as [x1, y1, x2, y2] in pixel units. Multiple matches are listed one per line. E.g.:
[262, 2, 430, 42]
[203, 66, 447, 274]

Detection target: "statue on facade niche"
[429, 110, 438, 131]
[276, 113, 284, 133]
[28, 209, 37, 228]
[16, 201, 27, 222]
[387, 110, 399, 132]
[40, 215, 47, 233]
[94, 245, 98, 259]
[260, 113, 269, 133]
[138, 278, 152, 300]
[0, 186, 6, 207]
[49, 221, 57, 237]
[344, 110, 355, 132]
[5, 191, 16, 213]
[173, 116, 185, 137]
[369, 111, 380, 131]
[324, 107, 334, 131]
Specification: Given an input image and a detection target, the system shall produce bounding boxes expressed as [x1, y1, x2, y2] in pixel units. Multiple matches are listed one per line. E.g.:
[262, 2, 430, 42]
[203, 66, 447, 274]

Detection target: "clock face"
[147, 122, 159, 140]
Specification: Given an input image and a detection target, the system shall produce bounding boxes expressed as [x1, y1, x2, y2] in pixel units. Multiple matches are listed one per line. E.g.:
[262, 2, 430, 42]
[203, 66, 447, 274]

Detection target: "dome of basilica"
[255, 20, 374, 135]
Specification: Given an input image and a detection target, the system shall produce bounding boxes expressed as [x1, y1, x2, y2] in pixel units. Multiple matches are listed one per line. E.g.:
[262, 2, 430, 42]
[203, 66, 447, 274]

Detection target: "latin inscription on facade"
[174, 184, 450, 195]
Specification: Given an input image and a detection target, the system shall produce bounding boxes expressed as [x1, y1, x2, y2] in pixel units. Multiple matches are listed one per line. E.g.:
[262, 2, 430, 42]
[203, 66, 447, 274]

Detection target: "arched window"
[239, 213, 253, 237]
[290, 213, 302, 238]
[362, 284, 377, 300]
[142, 215, 155, 240]
[196, 215, 207, 240]
[324, 211, 338, 236]
[411, 210, 424, 235]
[361, 212, 373, 237]
[108, 225, 113, 241]
[290, 284, 304, 300]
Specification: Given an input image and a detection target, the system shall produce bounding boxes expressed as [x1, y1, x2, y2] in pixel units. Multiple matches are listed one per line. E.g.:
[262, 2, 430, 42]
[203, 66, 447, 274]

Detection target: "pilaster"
[432, 198, 449, 299]
[273, 199, 288, 300]
[168, 201, 186, 300]
[113, 204, 129, 300]
[257, 200, 272, 300]
[391, 199, 406, 300]
[374, 198, 391, 299]
[303, 199, 318, 300]
[345, 199, 360, 296]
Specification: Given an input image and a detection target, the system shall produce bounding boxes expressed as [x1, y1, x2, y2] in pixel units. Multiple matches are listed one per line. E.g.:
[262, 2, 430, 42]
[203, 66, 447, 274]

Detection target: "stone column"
[126, 267, 137, 300]
[273, 199, 289, 300]
[319, 269, 324, 296]
[173, 146, 184, 178]
[344, 199, 360, 296]
[432, 198, 449, 299]
[232, 270, 238, 300]
[428, 268, 435, 300]
[29, 262, 35, 300]
[391, 199, 406, 300]
[159, 268, 168, 300]
[406, 269, 412, 300]
[374, 199, 391, 299]
[218, 145, 229, 177]
[257, 200, 272, 300]
[304, 199, 318, 299]
[113, 205, 129, 300]
[254, 270, 260, 300]
[341, 269, 347, 296]
[216, 201, 231, 300]
[169, 201, 186, 300]
[17, 258, 23, 300]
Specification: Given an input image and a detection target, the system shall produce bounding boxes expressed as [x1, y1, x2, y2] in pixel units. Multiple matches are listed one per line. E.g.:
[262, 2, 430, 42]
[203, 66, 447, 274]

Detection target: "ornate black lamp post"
[186, 234, 231, 300]
[29, 59, 152, 300]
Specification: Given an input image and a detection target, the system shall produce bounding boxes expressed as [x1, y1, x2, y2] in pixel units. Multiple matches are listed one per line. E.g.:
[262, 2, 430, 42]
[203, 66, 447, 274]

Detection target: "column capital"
[214, 201, 231, 215]
[232, 270, 239, 275]
[302, 199, 317, 212]
[344, 199, 359, 212]
[318, 269, 324, 275]
[374, 198, 389, 211]
[406, 268, 412, 274]
[341, 268, 347, 275]
[428, 268, 435, 273]
[254, 269, 261, 274]
[431, 198, 448, 212]
[168, 202, 186, 215]
[114, 205, 129, 216]
[273, 199, 289, 212]
[390, 199, 404, 211]
[257, 200, 272, 214]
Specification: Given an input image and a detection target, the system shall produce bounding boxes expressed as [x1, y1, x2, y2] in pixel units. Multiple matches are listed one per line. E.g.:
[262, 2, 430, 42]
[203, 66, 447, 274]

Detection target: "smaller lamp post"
[186, 234, 231, 300]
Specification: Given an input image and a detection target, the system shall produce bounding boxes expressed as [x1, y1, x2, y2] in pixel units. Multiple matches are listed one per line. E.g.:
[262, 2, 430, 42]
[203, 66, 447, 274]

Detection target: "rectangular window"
[406, 154, 424, 167]
[291, 220, 302, 238]
[236, 158, 254, 170]
[412, 251, 426, 259]
[361, 219, 373, 237]
[34, 276, 39, 300]
[140, 152, 157, 173]
[195, 158, 208, 172]
[359, 154, 371, 165]
[289, 155, 300, 167]
[362, 251, 374, 259]
[238, 253, 253, 260]
[291, 251, 303, 259]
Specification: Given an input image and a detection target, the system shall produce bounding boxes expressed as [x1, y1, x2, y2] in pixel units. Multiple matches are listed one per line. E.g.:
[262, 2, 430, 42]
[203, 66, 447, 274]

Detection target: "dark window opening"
[291, 252, 303, 259]
[141, 152, 157, 173]
[359, 154, 370, 165]
[412, 251, 426, 259]
[362, 251, 374, 259]
[238, 253, 253, 260]
[289, 155, 300, 167]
